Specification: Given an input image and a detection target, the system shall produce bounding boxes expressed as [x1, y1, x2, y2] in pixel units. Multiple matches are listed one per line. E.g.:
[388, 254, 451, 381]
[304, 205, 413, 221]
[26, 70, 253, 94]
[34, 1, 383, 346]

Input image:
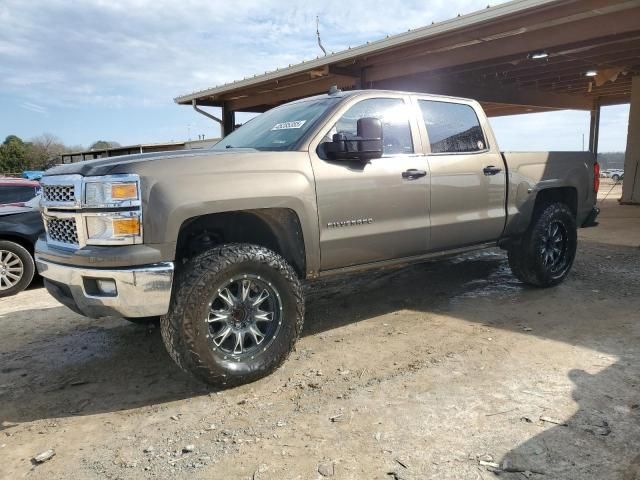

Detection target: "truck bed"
[501, 151, 597, 237]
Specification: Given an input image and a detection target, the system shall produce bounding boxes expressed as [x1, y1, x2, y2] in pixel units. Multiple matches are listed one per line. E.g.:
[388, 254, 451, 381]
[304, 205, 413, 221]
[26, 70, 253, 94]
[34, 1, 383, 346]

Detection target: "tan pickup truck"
[35, 89, 600, 386]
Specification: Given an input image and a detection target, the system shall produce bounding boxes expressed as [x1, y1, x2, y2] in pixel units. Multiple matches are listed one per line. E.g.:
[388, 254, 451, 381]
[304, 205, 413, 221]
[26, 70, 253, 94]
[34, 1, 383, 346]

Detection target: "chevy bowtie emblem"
[327, 218, 374, 228]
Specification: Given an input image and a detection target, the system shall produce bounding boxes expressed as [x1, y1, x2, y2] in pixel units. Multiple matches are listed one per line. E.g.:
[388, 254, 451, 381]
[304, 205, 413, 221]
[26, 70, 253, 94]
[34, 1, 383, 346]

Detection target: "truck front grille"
[46, 217, 79, 246]
[42, 184, 76, 203]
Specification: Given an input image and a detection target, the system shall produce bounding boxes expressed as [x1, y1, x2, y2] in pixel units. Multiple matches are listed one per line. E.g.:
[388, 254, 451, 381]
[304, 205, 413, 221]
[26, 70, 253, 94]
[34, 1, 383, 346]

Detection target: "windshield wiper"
[225, 145, 234, 149]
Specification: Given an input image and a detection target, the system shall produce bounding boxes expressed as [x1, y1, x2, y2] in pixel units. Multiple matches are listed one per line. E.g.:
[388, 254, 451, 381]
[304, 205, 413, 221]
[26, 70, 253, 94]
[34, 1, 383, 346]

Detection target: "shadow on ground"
[0, 233, 638, 478]
[1, 250, 513, 422]
[497, 364, 640, 479]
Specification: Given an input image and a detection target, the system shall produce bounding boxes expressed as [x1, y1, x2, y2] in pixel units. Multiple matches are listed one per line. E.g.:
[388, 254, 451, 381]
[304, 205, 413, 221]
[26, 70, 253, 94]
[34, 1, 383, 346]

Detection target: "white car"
[609, 169, 624, 182]
[600, 169, 624, 181]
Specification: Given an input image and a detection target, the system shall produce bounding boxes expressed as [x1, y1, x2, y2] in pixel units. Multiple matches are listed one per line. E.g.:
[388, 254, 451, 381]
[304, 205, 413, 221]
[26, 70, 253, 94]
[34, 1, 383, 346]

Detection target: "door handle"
[402, 169, 427, 180]
[483, 165, 503, 176]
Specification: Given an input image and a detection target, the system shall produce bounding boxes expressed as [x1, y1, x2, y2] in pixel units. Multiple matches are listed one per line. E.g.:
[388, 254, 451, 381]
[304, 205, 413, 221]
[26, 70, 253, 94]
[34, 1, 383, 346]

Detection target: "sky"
[0, 0, 630, 152]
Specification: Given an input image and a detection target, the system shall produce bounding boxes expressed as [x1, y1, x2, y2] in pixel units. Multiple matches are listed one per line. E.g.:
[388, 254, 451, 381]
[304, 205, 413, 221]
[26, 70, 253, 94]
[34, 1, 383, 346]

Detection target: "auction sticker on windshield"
[272, 120, 306, 130]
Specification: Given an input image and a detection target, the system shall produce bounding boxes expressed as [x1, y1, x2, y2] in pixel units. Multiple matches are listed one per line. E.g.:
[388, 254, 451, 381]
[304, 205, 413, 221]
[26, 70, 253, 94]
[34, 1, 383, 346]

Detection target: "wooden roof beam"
[360, 0, 631, 67]
[496, 61, 639, 88]
[365, 7, 640, 83]
[226, 75, 356, 110]
[520, 74, 632, 89]
[218, 67, 332, 100]
[490, 51, 640, 84]
[439, 33, 640, 80]
[375, 75, 591, 110]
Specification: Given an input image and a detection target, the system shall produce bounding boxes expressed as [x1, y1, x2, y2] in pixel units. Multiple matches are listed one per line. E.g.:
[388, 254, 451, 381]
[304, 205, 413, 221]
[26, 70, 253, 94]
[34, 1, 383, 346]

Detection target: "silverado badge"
[327, 218, 374, 228]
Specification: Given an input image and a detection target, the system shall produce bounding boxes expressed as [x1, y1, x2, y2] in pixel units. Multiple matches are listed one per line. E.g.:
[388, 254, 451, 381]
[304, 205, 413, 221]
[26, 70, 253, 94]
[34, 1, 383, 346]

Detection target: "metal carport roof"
[175, 0, 640, 118]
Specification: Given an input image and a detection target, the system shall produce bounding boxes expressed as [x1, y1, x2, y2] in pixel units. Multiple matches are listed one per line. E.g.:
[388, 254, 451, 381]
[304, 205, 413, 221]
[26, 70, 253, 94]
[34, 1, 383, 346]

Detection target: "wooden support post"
[589, 98, 600, 155]
[222, 103, 236, 137]
[355, 68, 367, 90]
[621, 75, 640, 204]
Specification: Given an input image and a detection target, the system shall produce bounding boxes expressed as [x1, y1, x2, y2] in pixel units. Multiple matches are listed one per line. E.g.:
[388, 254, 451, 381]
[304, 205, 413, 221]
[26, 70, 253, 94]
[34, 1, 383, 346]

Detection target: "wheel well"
[534, 187, 578, 218]
[0, 235, 34, 255]
[175, 209, 306, 277]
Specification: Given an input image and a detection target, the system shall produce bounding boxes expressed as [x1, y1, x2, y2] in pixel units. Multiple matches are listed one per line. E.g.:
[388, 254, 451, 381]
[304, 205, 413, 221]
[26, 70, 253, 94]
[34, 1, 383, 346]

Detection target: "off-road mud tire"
[508, 202, 577, 288]
[160, 244, 304, 387]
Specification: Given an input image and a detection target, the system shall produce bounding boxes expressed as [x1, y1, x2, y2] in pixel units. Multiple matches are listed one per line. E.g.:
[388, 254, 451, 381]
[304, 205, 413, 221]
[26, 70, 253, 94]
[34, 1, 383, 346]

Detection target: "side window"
[418, 100, 487, 154]
[332, 98, 414, 155]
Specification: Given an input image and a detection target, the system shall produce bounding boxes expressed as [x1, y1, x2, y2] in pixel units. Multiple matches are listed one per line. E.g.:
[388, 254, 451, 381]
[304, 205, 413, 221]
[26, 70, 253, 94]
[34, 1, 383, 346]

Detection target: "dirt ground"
[1, 180, 639, 480]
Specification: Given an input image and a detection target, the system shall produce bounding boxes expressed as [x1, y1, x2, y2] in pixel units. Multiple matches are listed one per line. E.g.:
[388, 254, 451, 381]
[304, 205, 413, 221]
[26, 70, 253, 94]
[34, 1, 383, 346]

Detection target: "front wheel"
[507, 202, 577, 288]
[160, 244, 304, 387]
[0, 241, 35, 297]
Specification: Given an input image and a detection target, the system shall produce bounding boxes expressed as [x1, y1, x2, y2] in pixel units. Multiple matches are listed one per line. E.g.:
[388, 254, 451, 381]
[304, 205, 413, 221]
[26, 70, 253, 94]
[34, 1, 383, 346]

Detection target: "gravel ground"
[1, 183, 638, 480]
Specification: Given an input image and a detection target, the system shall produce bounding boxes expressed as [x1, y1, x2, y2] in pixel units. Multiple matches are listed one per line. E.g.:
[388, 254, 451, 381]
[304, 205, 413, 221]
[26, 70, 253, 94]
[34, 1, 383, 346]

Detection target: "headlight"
[85, 212, 143, 245]
[83, 174, 140, 208]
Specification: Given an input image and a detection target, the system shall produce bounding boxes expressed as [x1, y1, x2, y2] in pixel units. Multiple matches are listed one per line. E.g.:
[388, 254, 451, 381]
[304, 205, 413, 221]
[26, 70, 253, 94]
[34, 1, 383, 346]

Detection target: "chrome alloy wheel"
[0, 250, 24, 291]
[206, 274, 283, 358]
[540, 221, 569, 274]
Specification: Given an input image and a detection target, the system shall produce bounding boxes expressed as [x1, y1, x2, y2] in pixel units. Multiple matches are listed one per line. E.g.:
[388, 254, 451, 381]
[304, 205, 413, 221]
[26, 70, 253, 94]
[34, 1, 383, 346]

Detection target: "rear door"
[413, 97, 506, 251]
[309, 93, 430, 271]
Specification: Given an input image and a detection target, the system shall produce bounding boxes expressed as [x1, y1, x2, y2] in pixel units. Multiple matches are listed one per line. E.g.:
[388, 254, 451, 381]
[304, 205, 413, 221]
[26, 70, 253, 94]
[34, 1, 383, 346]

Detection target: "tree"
[0, 134, 123, 174]
[24, 133, 67, 170]
[0, 135, 28, 174]
[89, 140, 121, 150]
[3, 135, 22, 146]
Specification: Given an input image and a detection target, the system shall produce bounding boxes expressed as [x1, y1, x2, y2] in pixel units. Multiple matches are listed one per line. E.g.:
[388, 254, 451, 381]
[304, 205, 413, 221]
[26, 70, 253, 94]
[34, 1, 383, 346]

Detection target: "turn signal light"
[112, 217, 141, 236]
[111, 183, 138, 200]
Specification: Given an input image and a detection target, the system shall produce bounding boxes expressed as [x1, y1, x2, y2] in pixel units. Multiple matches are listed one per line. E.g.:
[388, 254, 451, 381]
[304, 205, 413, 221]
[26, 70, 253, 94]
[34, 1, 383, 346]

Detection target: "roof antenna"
[316, 16, 327, 56]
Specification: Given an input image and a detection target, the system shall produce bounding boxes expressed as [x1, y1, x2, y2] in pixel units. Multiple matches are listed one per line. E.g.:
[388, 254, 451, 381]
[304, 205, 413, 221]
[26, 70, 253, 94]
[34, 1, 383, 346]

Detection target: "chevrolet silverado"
[35, 89, 600, 385]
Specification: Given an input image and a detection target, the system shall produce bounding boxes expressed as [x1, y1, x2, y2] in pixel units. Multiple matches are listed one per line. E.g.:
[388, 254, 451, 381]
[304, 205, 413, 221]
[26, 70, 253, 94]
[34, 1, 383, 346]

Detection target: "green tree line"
[0, 135, 120, 175]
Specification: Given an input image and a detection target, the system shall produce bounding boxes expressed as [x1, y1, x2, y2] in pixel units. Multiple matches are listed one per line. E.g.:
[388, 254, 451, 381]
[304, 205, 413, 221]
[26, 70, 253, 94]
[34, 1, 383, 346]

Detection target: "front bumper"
[35, 257, 174, 319]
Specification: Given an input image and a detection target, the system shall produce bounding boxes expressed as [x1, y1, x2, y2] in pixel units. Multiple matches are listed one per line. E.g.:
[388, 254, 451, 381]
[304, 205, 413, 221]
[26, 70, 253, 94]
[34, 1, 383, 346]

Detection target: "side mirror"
[324, 117, 383, 161]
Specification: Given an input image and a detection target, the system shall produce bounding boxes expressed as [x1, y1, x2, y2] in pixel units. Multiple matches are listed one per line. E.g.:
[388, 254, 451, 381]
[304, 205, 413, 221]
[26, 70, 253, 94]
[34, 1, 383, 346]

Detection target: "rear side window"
[0, 186, 37, 204]
[419, 100, 486, 153]
[332, 98, 414, 155]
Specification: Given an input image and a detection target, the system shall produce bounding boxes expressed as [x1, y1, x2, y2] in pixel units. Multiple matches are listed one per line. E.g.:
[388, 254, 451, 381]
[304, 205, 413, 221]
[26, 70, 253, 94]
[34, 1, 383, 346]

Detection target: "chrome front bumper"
[35, 257, 174, 319]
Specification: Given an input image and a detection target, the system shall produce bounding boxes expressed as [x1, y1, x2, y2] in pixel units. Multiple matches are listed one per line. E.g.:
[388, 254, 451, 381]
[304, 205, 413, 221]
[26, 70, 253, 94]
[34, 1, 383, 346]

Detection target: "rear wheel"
[507, 202, 577, 288]
[160, 244, 304, 387]
[0, 241, 35, 297]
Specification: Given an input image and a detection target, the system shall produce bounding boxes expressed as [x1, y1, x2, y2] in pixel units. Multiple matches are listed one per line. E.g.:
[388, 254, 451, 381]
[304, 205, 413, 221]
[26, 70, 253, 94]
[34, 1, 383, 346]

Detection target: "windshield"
[0, 185, 39, 205]
[213, 97, 339, 151]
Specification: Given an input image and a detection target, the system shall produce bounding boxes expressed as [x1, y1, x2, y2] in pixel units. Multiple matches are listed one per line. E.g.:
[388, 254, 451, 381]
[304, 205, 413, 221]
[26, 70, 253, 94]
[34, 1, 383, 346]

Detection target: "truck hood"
[44, 148, 260, 177]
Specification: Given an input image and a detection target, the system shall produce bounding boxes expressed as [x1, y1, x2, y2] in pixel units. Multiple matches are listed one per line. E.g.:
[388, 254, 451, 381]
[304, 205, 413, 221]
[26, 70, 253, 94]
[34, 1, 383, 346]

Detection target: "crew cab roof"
[287, 89, 474, 105]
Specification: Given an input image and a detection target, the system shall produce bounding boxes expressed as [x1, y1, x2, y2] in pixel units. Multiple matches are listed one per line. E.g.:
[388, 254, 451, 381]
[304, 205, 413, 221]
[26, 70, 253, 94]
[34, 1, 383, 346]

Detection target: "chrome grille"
[42, 184, 76, 203]
[46, 217, 79, 246]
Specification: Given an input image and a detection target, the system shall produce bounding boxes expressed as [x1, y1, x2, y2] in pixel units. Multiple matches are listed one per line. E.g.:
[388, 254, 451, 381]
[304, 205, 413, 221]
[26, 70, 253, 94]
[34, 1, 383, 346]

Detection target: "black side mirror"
[324, 117, 383, 161]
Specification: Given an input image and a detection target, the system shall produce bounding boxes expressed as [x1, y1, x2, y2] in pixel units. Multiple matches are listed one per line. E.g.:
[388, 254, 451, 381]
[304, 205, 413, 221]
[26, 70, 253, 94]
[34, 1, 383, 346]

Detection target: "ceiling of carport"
[175, 0, 640, 116]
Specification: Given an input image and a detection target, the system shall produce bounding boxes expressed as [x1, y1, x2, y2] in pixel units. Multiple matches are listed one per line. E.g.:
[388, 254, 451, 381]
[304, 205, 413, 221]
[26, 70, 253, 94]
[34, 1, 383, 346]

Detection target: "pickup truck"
[35, 89, 599, 386]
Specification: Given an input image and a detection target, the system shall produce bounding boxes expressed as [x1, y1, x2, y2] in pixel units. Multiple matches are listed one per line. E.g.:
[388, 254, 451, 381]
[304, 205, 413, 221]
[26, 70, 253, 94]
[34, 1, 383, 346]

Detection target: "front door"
[414, 97, 507, 251]
[310, 95, 430, 271]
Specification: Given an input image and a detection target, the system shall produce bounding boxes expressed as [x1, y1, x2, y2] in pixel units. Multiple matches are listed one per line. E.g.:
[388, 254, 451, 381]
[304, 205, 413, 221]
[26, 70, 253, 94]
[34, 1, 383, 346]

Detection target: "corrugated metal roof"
[174, 0, 556, 104]
[61, 138, 220, 158]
